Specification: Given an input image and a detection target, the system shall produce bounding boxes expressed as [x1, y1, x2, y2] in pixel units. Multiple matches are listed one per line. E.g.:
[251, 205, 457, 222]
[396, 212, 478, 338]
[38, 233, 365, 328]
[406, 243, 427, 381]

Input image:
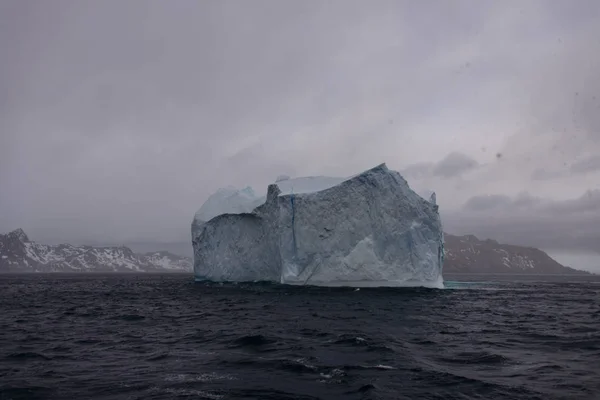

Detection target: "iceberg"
[191, 163, 444, 288]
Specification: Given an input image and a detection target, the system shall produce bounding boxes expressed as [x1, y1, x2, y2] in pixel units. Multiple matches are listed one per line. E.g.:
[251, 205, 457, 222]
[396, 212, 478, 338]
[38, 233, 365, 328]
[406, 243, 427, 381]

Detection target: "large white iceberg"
[191, 163, 444, 288]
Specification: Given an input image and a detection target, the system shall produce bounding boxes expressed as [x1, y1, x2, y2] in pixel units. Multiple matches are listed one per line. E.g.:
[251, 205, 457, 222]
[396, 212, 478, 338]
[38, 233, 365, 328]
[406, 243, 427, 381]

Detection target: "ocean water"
[0, 274, 599, 400]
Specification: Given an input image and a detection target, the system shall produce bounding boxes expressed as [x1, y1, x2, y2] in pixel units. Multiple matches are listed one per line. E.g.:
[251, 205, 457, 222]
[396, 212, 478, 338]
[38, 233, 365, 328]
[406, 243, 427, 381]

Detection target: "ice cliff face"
[191, 164, 444, 288]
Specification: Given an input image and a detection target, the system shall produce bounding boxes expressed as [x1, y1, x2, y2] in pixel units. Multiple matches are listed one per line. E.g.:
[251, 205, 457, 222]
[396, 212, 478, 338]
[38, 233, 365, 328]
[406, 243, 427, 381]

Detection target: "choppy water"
[1, 273, 599, 400]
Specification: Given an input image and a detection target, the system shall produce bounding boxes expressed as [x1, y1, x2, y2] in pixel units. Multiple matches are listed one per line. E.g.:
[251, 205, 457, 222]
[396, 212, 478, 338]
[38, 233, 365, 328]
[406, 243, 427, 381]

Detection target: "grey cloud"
[449, 189, 600, 253]
[462, 190, 598, 215]
[570, 155, 600, 174]
[401, 151, 478, 180]
[462, 191, 542, 212]
[547, 190, 600, 214]
[432, 152, 479, 178]
[512, 191, 543, 208]
[462, 194, 512, 211]
[443, 209, 600, 254]
[508, 15, 600, 163]
[531, 168, 564, 181]
[1, 0, 600, 248]
[532, 155, 600, 180]
[400, 162, 434, 179]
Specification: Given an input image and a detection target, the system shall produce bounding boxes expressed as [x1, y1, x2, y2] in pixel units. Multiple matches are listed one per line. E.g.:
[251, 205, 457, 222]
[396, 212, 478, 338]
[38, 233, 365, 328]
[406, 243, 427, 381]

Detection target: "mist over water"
[1, 274, 599, 400]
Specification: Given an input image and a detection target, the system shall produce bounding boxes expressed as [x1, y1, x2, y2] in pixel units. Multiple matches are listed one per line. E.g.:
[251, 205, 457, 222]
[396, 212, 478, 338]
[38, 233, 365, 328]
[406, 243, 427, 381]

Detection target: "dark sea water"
[1, 274, 599, 400]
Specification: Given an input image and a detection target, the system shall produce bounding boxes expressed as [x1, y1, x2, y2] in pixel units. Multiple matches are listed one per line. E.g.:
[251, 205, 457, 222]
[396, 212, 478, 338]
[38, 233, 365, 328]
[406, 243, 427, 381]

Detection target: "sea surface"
[1, 273, 599, 400]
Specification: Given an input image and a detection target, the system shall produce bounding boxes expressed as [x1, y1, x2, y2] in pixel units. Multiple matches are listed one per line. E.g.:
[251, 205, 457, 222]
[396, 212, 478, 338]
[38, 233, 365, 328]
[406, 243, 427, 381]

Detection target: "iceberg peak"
[429, 192, 437, 205]
[7, 228, 29, 243]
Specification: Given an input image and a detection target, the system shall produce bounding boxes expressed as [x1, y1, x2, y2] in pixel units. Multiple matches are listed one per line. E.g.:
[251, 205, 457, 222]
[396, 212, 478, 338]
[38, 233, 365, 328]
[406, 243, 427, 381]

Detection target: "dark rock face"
[443, 234, 586, 274]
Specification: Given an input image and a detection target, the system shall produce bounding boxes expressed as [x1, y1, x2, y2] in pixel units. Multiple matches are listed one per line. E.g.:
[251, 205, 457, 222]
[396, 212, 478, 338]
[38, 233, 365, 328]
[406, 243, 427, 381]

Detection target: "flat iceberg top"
[194, 175, 346, 223]
[273, 175, 346, 196]
[193, 185, 261, 223]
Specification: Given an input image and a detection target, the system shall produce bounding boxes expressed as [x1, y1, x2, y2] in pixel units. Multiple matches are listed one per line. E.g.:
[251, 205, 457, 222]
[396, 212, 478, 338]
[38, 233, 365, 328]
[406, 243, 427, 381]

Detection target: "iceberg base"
[194, 275, 444, 289]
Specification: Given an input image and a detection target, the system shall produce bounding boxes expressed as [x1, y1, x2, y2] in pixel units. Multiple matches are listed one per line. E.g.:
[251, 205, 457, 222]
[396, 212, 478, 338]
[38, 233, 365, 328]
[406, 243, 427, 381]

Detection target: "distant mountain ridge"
[443, 233, 588, 274]
[0, 229, 192, 273]
[0, 229, 588, 275]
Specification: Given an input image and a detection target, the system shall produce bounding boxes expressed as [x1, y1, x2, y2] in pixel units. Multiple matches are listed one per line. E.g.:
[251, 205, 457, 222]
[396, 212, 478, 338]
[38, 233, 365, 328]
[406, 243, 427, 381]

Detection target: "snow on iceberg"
[191, 163, 444, 288]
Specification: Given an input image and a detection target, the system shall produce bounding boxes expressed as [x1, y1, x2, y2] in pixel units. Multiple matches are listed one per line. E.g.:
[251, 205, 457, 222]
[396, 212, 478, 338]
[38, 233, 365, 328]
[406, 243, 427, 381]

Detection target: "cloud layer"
[1, 1, 599, 257]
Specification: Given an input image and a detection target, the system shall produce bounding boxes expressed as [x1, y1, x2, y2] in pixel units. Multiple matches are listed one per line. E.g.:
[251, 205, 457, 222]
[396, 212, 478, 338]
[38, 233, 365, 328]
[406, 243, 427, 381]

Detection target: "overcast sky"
[1, 0, 599, 266]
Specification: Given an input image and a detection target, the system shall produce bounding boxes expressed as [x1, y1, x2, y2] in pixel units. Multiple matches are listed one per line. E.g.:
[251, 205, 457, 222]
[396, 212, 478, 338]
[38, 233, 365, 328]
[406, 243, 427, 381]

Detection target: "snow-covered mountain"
[0, 229, 192, 273]
[443, 234, 587, 274]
